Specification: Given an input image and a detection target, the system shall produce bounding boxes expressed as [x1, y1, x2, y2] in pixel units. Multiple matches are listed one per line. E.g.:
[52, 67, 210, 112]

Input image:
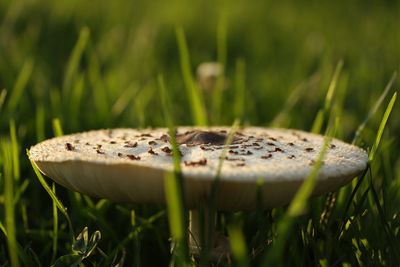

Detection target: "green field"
[1, 0, 399, 266]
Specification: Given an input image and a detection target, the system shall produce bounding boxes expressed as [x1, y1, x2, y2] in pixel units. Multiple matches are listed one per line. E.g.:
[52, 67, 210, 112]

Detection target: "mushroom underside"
[34, 160, 364, 210]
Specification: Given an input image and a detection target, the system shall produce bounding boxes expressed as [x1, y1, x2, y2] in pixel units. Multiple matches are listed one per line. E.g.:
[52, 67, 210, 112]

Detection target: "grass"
[0, 0, 400, 266]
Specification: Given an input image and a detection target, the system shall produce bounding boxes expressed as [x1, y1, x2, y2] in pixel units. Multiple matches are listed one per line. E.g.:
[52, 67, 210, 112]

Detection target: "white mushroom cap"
[29, 127, 368, 210]
[196, 62, 224, 91]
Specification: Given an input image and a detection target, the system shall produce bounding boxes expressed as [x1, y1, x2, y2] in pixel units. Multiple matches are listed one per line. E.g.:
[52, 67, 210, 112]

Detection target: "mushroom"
[196, 62, 225, 91]
[29, 127, 368, 257]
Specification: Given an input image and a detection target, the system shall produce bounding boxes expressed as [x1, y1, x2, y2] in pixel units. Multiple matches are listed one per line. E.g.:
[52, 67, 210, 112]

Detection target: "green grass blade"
[0, 88, 7, 112]
[369, 92, 397, 162]
[228, 225, 249, 267]
[9, 119, 20, 181]
[370, 179, 400, 263]
[262, 127, 333, 266]
[63, 27, 90, 97]
[7, 59, 34, 112]
[272, 73, 319, 127]
[69, 74, 84, 130]
[0, 220, 31, 266]
[52, 183, 59, 264]
[111, 82, 139, 119]
[1, 140, 20, 267]
[87, 51, 110, 123]
[353, 72, 397, 144]
[159, 75, 189, 265]
[176, 27, 208, 126]
[201, 120, 239, 263]
[35, 105, 46, 142]
[28, 150, 74, 239]
[52, 118, 64, 137]
[211, 16, 228, 124]
[234, 58, 246, 121]
[311, 60, 343, 133]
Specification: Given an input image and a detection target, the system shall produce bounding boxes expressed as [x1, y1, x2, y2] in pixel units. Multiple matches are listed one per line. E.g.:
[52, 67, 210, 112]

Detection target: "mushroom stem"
[188, 209, 206, 255]
[188, 209, 230, 260]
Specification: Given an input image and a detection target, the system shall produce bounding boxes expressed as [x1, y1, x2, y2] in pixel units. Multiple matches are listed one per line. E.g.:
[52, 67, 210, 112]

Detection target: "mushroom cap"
[29, 127, 368, 210]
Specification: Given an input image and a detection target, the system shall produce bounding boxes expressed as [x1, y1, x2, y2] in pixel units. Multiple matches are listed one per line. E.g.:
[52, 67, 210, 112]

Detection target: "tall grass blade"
[176, 27, 208, 126]
[369, 92, 397, 162]
[52, 183, 59, 264]
[7, 59, 34, 112]
[28, 150, 74, 238]
[212, 16, 228, 124]
[202, 119, 239, 263]
[69, 74, 84, 130]
[0, 88, 7, 112]
[1, 140, 20, 267]
[63, 27, 90, 97]
[9, 119, 20, 181]
[159, 75, 189, 265]
[111, 82, 138, 119]
[352, 72, 397, 144]
[35, 105, 46, 142]
[262, 125, 333, 265]
[311, 60, 343, 133]
[88, 51, 109, 123]
[234, 58, 246, 121]
[370, 178, 400, 263]
[272, 73, 320, 127]
[228, 225, 249, 267]
[0, 221, 31, 266]
[52, 118, 64, 137]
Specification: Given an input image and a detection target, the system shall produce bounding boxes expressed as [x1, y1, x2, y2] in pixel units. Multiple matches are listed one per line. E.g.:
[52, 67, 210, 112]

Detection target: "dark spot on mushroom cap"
[148, 140, 157, 146]
[140, 133, 153, 137]
[96, 149, 105, 154]
[175, 130, 242, 146]
[110, 141, 117, 144]
[117, 153, 123, 157]
[148, 147, 158, 155]
[288, 154, 296, 159]
[65, 143, 74, 151]
[229, 150, 238, 155]
[224, 156, 245, 161]
[288, 142, 294, 146]
[330, 144, 336, 149]
[161, 146, 172, 154]
[127, 154, 141, 160]
[269, 147, 284, 153]
[236, 162, 246, 167]
[184, 158, 207, 166]
[124, 142, 138, 148]
[305, 147, 314, 152]
[261, 154, 272, 159]
[200, 145, 214, 151]
[159, 134, 169, 143]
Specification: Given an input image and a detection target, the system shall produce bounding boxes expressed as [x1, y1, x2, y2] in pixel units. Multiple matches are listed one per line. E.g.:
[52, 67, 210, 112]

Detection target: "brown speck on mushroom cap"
[161, 146, 172, 154]
[148, 147, 158, 155]
[184, 158, 207, 166]
[65, 143, 74, 151]
[29, 127, 368, 210]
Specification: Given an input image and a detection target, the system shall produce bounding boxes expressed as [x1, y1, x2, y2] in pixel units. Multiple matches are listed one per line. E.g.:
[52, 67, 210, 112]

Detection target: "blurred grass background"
[0, 0, 400, 266]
